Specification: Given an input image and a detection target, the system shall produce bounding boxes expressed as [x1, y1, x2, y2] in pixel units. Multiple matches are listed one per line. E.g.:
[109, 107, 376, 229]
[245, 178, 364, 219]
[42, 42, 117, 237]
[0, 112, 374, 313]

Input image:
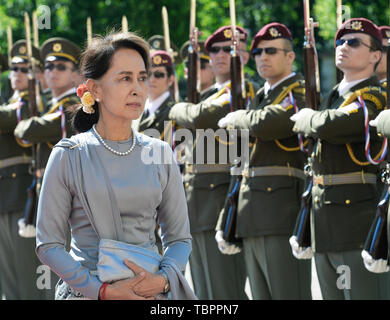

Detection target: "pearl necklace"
[92, 124, 136, 156]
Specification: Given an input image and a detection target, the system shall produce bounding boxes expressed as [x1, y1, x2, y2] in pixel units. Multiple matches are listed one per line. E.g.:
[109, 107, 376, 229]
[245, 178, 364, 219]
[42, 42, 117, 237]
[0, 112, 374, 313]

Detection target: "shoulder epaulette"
[339, 86, 386, 110]
[273, 80, 302, 105]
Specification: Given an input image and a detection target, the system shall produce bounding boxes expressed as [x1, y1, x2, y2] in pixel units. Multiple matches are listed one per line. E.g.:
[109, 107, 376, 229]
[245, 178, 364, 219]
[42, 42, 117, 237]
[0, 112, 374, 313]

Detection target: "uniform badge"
[351, 21, 363, 31]
[153, 55, 162, 65]
[223, 29, 233, 39]
[153, 40, 161, 49]
[19, 46, 26, 54]
[269, 27, 281, 38]
[53, 43, 62, 52]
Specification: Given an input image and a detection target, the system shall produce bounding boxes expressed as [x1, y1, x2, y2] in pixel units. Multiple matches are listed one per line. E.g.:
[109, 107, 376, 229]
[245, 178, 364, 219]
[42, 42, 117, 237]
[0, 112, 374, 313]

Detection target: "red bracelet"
[99, 283, 109, 300]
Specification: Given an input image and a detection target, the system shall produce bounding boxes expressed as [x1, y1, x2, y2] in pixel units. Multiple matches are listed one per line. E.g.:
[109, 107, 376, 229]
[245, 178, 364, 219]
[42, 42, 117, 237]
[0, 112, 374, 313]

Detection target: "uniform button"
[314, 196, 320, 203]
[267, 187, 272, 192]
[378, 133, 383, 137]
[210, 183, 215, 188]
[185, 182, 190, 188]
[293, 127, 298, 132]
[11, 173, 16, 178]
[345, 199, 351, 205]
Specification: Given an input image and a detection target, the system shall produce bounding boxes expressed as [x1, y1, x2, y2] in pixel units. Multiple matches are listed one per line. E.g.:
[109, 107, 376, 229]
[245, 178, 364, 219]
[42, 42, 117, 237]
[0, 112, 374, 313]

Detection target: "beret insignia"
[351, 21, 363, 31]
[152, 55, 162, 65]
[223, 29, 232, 39]
[386, 30, 390, 38]
[269, 27, 281, 38]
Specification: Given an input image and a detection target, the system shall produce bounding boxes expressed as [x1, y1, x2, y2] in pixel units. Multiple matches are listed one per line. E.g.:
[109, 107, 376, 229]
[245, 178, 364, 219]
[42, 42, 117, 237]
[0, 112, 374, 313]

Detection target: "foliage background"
[0, 0, 388, 94]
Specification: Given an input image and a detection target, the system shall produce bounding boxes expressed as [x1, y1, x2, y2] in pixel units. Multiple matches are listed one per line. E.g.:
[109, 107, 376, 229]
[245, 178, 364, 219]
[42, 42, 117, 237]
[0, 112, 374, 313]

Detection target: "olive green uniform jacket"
[169, 80, 257, 233]
[215, 73, 307, 237]
[14, 91, 79, 171]
[293, 76, 386, 253]
[0, 91, 32, 213]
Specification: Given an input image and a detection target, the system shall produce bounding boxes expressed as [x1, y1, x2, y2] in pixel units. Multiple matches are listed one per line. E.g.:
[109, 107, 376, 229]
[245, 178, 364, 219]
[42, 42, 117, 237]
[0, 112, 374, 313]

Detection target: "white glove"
[290, 108, 315, 122]
[218, 112, 237, 128]
[18, 218, 36, 238]
[289, 236, 313, 260]
[361, 250, 389, 273]
[215, 230, 241, 255]
[213, 92, 231, 107]
[369, 109, 390, 128]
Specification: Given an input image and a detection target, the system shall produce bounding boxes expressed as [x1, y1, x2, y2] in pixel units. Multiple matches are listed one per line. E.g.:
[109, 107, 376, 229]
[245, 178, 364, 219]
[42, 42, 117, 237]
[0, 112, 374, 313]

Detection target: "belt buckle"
[314, 175, 324, 186]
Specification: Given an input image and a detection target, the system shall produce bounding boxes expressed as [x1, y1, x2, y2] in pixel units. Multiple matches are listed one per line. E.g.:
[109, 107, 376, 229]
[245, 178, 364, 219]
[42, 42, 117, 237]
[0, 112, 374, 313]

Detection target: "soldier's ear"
[241, 51, 250, 65]
[287, 51, 295, 64]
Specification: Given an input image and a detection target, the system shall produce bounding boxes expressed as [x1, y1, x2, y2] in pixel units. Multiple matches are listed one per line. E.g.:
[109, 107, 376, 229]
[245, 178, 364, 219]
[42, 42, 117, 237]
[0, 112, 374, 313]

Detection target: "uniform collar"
[144, 91, 170, 117]
[264, 72, 296, 95]
[51, 87, 76, 106]
[338, 77, 370, 97]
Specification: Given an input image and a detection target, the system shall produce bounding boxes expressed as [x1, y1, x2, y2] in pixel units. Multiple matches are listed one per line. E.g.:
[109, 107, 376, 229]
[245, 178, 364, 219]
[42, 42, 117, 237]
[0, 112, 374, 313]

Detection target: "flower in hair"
[77, 83, 95, 114]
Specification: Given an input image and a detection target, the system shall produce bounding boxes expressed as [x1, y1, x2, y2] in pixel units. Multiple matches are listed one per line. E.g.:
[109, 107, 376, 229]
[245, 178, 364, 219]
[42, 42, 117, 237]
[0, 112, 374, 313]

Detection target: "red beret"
[335, 18, 382, 46]
[150, 50, 173, 67]
[204, 25, 247, 52]
[379, 26, 390, 40]
[250, 22, 293, 53]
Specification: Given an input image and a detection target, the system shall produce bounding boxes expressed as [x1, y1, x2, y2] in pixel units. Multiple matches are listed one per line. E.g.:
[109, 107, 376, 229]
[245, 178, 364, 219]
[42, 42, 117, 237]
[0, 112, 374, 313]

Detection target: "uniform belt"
[0, 155, 32, 170]
[185, 164, 231, 174]
[313, 172, 377, 186]
[242, 166, 306, 180]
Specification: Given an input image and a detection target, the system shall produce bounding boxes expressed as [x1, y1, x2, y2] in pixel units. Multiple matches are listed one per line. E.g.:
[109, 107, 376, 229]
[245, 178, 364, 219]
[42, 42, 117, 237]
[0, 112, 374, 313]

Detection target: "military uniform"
[293, 18, 389, 299]
[0, 41, 47, 299]
[216, 23, 311, 300]
[169, 25, 257, 300]
[13, 38, 80, 299]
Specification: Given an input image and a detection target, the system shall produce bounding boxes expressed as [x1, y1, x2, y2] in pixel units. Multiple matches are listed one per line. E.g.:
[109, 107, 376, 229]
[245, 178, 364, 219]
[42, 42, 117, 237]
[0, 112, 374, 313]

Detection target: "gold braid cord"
[45, 97, 72, 149]
[272, 81, 309, 152]
[339, 86, 386, 166]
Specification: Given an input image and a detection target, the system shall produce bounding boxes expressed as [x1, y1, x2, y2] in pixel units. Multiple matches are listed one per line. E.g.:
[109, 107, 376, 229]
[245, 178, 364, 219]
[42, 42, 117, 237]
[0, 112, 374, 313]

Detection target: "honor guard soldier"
[291, 18, 388, 299]
[169, 25, 257, 300]
[134, 50, 176, 145]
[376, 26, 390, 87]
[216, 23, 312, 300]
[0, 40, 47, 299]
[14, 37, 81, 198]
[180, 40, 215, 93]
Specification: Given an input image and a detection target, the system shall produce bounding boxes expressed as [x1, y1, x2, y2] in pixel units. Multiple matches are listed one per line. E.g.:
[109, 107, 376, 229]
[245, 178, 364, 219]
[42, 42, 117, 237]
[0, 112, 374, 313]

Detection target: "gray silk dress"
[35, 128, 192, 299]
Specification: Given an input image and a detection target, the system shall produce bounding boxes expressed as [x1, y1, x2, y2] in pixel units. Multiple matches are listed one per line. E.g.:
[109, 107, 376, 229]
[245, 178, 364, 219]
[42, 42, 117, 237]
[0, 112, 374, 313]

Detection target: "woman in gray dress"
[35, 31, 193, 300]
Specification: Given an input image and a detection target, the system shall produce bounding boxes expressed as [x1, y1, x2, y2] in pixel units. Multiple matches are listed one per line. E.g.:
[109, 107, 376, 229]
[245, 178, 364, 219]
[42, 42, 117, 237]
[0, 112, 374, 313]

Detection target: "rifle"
[336, 0, 344, 83]
[229, 0, 245, 111]
[6, 26, 13, 99]
[291, 0, 320, 248]
[87, 17, 93, 46]
[19, 12, 40, 238]
[362, 34, 390, 260]
[162, 6, 180, 103]
[122, 16, 128, 33]
[221, 0, 246, 244]
[187, 0, 200, 103]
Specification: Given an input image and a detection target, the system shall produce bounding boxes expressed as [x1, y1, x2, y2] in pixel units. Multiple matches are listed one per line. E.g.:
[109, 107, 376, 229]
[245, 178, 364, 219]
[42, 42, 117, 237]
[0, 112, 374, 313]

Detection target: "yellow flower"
[81, 92, 95, 107]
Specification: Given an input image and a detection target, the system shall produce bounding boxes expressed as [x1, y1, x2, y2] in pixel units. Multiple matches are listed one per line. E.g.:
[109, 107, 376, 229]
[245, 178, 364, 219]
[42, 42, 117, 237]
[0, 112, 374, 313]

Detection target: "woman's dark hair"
[72, 31, 150, 133]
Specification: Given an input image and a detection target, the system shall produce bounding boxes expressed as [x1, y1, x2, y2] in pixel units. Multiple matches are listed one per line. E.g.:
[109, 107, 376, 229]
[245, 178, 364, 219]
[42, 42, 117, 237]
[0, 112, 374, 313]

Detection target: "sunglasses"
[209, 45, 231, 54]
[148, 71, 166, 79]
[335, 38, 373, 50]
[184, 60, 210, 70]
[44, 63, 70, 71]
[11, 66, 29, 73]
[251, 47, 289, 56]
